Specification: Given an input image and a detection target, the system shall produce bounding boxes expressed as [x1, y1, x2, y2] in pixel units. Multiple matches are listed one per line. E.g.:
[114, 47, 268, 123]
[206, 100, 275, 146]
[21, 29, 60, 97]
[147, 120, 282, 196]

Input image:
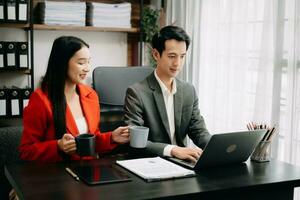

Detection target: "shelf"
[0, 23, 30, 29]
[33, 24, 139, 33]
[0, 115, 23, 119]
[0, 68, 31, 74]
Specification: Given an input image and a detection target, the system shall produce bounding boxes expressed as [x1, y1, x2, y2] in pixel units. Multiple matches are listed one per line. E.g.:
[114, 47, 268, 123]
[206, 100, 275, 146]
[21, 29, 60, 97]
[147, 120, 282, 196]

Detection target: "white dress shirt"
[154, 70, 177, 156]
[75, 117, 88, 134]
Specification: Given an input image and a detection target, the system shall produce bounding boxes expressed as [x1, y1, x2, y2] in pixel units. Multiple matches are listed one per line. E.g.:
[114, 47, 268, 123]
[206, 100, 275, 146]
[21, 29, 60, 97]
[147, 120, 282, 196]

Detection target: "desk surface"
[5, 155, 300, 200]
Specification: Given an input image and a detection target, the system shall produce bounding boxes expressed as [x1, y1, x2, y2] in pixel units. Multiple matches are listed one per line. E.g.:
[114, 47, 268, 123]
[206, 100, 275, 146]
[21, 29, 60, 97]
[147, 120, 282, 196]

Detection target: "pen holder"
[251, 141, 271, 162]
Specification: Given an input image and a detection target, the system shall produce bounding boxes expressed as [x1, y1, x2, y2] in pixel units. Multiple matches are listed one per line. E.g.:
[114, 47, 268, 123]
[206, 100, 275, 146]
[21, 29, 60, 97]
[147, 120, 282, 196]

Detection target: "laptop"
[168, 130, 266, 170]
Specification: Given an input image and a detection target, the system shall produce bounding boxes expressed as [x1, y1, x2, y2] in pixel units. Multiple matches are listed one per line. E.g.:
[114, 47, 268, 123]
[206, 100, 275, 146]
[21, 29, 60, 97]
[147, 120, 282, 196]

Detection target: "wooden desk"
[5, 155, 300, 200]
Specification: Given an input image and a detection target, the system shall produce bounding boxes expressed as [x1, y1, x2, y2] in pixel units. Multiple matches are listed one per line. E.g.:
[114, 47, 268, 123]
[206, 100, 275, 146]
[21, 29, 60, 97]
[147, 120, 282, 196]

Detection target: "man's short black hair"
[152, 25, 191, 55]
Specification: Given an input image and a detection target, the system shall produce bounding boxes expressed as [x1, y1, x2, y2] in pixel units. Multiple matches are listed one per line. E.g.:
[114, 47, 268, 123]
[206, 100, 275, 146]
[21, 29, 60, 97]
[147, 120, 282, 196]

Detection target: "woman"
[19, 36, 129, 162]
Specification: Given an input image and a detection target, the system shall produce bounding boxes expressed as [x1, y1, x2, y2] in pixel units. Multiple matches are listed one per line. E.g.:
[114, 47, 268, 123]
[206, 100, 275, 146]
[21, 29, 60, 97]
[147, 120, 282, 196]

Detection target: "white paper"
[0, 55, 3, 68]
[0, 100, 6, 116]
[116, 157, 195, 181]
[7, 53, 15, 66]
[19, 54, 27, 68]
[11, 99, 20, 115]
[23, 99, 29, 109]
[8, 6, 16, 20]
[19, 4, 27, 21]
[0, 6, 4, 20]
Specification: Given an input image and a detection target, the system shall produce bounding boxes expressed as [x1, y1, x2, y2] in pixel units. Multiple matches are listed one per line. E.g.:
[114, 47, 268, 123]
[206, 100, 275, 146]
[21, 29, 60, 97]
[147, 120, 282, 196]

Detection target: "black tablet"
[72, 165, 131, 185]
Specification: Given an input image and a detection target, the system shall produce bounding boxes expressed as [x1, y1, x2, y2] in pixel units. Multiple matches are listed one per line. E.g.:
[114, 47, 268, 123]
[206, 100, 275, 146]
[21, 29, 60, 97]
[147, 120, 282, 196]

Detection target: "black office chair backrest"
[0, 126, 23, 200]
[92, 66, 154, 106]
[92, 66, 154, 132]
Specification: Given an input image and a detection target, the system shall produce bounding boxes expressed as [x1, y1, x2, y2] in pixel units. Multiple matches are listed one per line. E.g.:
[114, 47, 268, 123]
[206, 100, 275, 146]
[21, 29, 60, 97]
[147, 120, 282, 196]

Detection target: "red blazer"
[19, 84, 117, 162]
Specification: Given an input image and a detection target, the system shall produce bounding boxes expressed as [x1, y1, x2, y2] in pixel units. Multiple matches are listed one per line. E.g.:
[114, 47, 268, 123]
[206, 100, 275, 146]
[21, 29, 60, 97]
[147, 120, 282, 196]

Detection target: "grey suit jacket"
[124, 72, 211, 156]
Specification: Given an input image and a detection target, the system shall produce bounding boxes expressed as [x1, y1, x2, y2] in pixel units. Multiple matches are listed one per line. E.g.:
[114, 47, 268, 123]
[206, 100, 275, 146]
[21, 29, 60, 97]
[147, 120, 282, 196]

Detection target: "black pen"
[65, 167, 79, 181]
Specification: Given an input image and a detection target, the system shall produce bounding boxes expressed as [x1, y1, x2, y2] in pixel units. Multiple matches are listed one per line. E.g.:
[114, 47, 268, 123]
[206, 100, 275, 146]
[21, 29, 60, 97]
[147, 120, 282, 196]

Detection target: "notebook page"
[116, 157, 195, 181]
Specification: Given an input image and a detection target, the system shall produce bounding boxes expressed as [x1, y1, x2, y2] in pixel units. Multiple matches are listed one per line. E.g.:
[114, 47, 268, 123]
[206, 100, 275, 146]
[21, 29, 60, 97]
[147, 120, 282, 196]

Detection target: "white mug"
[129, 126, 149, 148]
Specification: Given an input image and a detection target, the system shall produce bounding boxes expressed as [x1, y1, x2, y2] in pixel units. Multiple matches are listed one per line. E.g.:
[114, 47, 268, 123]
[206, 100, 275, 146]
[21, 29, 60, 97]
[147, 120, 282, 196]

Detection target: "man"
[124, 26, 211, 162]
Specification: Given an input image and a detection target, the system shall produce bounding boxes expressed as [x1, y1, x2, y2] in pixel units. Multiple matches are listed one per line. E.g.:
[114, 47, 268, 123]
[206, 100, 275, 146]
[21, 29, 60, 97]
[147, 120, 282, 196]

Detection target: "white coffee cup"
[129, 126, 149, 148]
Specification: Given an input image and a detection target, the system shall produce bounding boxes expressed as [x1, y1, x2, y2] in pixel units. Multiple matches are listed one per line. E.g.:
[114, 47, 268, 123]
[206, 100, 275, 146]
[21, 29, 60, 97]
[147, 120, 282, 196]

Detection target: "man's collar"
[154, 69, 177, 95]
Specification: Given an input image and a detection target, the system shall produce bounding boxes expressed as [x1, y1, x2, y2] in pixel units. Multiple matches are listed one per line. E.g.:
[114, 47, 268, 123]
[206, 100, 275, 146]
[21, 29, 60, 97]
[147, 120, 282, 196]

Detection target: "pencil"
[247, 124, 251, 131]
[65, 167, 79, 181]
[261, 129, 270, 141]
[266, 126, 276, 141]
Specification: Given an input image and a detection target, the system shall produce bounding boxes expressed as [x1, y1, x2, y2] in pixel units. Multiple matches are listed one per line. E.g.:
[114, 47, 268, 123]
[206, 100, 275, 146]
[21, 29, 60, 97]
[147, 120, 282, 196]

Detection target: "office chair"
[92, 66, 154, 132]
[0, 126, 23, 200]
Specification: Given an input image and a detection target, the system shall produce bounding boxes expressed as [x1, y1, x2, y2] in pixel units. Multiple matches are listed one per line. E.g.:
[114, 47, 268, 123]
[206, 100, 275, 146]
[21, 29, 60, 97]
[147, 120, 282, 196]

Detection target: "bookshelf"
[0, 0, 147, 121]
[31, 0, 148, 65]
[0, 23, 30, 29]
[32, 24, 139, 33]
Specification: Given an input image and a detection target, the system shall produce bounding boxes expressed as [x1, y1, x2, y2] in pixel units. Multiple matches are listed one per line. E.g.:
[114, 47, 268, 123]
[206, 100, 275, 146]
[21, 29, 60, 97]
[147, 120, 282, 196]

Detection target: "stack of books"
[87, 2, 131, 28]
[36, 1, 86, 26]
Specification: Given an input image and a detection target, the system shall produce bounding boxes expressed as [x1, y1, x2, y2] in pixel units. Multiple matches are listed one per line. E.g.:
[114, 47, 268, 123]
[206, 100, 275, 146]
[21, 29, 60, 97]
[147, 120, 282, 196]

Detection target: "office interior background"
[167, 0, 300, 198]
[0, 0, 300, 198]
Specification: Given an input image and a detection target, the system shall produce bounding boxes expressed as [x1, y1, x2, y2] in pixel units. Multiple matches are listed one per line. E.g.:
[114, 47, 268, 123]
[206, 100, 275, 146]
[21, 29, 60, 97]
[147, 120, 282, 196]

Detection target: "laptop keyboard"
[179, 159, 196, 168]
[168, 157, 196, 169]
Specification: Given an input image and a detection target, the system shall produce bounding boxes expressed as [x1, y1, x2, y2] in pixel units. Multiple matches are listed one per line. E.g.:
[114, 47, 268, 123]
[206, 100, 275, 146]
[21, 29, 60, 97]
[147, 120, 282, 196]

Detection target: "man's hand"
[57, 133, 76, 155]
[171, 146, 203, 163]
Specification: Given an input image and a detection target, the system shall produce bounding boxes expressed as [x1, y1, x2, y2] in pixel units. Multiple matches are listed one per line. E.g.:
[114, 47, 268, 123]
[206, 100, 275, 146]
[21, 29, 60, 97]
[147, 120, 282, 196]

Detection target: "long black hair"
[41, 36, 89, 139]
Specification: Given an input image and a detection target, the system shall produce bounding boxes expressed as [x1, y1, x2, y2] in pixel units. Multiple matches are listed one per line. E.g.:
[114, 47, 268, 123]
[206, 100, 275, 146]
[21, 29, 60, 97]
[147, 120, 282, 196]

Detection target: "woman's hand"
[111, 126, 130, 144]
[57, 133, 76, 155]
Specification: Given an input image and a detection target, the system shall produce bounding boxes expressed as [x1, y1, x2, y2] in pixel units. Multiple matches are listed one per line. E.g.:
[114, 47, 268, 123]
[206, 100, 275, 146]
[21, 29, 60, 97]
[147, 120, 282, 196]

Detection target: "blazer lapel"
[148, 73, 171, 137]
[65, 84, 97, 136]
[174, 81, 183, 145]
[66, 105, 79, 136]
[80, 98, 95, 134]
[77, 84, 98, 134]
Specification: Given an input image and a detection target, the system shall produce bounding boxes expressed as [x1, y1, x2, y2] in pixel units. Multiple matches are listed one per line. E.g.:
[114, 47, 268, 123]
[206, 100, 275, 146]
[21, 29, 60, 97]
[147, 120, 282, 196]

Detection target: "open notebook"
[116, 157, 195, 182]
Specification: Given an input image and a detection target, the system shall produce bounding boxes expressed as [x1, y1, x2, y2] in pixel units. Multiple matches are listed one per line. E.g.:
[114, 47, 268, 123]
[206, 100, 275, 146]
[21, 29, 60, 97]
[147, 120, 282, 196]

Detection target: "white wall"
[33, 30, 128, 87]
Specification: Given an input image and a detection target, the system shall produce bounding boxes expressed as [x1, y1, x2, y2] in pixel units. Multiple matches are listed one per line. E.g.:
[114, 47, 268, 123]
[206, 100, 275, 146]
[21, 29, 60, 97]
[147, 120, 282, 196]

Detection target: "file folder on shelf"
[0, 89, 7, 116]
[9, 89, 20, 116]
[17, 0, 28, 22]
[17, 42, 28, 68]
[5, 42, 17, 68]
[20, 88, 31, 114]
[0, 42, 4, 68]
[0, 0, 4, 22]
[6, 0, 16, 22]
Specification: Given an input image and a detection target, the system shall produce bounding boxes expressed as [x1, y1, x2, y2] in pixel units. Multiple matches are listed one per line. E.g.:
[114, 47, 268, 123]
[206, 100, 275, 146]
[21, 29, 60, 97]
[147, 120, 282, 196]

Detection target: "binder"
[0, 89, 7, 116]
[17, 0, 28, 22]
[20, 88, 31, 115]
[0, 0, 4, 22]
[0, 42, 4, 68]
[6, 0, 16, 22]
[17, 42, 28, 68]
[9, 88, 20, 116]
[5, 42, 17, 68]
